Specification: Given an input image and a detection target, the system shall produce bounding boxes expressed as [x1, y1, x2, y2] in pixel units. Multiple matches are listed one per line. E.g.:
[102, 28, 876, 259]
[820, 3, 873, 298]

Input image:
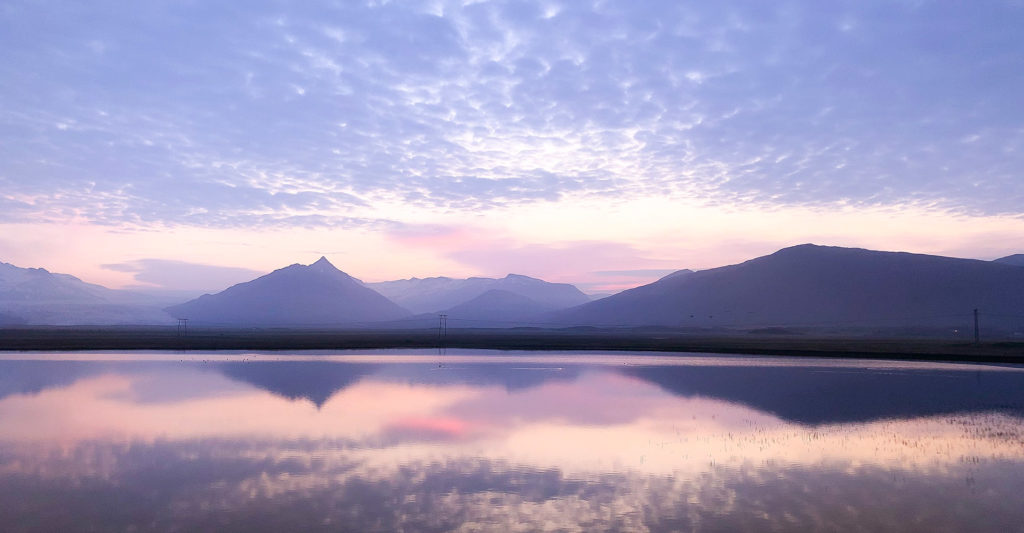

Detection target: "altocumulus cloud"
[1, 0, 1023, 229]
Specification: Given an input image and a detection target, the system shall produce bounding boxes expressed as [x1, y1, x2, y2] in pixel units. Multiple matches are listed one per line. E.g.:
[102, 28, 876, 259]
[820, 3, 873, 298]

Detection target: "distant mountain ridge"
[552, 244, 1024, 334]
[2, 261, 114, 303]
[0, 261, 174, 325]
[5, 245, 1024, 333]
[166, 257, 411, 326]
[368, 273, 590, 314]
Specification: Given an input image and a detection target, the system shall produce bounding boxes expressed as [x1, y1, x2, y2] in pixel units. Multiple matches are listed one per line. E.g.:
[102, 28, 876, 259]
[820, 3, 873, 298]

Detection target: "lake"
[1, 350, 1023, 532]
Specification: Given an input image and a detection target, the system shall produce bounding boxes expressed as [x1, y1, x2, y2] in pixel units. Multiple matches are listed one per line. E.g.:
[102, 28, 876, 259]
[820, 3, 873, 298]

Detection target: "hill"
[165, 257, 411, 326]
[552, 244, 1024, 334]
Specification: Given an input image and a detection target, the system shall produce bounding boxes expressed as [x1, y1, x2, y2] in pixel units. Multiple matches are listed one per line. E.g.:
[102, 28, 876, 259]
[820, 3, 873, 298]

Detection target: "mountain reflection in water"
[1, 352, 1023, 532]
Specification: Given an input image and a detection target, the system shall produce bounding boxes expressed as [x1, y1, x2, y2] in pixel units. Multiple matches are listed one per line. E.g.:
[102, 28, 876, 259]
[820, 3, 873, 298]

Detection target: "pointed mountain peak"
[310, 256, 337, 271]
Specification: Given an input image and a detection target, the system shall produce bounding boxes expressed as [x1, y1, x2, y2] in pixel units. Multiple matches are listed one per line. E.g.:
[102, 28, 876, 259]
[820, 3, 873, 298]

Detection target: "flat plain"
[2, 326, 1022, 363]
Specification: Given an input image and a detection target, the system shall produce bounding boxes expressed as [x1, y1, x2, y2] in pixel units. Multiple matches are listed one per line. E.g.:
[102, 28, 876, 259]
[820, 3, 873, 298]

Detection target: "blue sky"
[2, 1, 1023, 292]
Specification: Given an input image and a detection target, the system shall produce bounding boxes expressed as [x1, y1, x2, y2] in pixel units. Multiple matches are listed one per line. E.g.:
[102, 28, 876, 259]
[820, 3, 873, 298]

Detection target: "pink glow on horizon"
[387, 225, 481, 249]
[1, 200, 1024, 294]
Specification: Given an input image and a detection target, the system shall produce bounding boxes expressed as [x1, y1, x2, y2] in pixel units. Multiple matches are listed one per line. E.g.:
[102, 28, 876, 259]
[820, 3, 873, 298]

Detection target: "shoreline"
[2, 327, 1022, 364]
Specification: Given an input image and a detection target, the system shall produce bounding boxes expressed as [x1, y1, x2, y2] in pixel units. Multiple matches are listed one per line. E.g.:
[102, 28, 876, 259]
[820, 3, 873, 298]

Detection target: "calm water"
[1, 351, 1023, 532]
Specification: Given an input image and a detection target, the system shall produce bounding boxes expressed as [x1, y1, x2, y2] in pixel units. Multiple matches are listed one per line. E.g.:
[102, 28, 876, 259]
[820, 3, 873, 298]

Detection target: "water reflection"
[1, 352, 1023, 532]
[622, 364, 1024, 424]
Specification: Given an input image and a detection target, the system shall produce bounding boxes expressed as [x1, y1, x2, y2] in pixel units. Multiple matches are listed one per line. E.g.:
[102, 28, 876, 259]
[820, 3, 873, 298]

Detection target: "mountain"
[368, 274, 590, 314]
[0, 261, 174, 325]
[552, 244, 1024, 333]
[994, 254, 1024, 267]
[442, 289, 556, 324]
[165, 257, 411, 326]
[1, 261, 112, 303]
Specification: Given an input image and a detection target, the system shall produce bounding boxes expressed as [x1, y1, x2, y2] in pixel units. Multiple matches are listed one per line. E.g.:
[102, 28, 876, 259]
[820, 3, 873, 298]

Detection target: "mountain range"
[2, 245, 1022, 336]
[366, 274, 590, 314]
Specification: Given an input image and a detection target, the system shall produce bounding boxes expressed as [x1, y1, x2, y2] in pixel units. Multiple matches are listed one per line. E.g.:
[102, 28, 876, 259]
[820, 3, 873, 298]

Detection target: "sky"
[2, 0, 1023, 294]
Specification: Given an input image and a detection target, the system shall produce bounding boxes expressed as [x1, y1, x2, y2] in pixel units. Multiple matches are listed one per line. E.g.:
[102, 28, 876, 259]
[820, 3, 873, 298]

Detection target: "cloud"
[4, 360, 1024, 531]
[1, 0, 1023, 232]
[101, 259, 263, 292]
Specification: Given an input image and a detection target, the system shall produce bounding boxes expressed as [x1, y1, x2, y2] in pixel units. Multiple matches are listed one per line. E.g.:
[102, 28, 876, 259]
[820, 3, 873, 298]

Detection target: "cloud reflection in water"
[1, 354, 1023, 532]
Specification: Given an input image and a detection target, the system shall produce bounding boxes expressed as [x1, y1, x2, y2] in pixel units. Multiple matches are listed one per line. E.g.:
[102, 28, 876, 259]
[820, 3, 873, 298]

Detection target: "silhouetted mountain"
[552, 244, 1024, 333]
[0, 261, 174, 325]
[368, 274, 589, 314]
[166, 257, 411, 326]
[995, 254, 1024, 267]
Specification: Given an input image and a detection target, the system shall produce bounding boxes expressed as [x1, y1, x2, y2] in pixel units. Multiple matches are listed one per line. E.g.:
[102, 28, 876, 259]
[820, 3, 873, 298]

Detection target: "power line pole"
[438, 314, 447, 347]
[973, 308, 980, 344]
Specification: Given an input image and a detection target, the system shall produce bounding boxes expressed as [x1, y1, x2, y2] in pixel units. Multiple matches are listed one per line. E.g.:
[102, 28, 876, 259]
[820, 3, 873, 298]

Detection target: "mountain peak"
[310, 256, 337, 271]
[766, 243, 880, 261]
[165, 257, 410, 325]
[773, 243, 825, 254]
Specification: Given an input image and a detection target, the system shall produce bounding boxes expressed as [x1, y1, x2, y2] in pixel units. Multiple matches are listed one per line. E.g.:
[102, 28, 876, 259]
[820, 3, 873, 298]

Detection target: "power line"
[974, 308, 980, 344]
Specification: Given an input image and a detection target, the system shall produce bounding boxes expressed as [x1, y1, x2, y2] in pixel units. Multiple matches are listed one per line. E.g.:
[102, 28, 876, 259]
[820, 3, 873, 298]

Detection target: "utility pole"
[177, 318, 188, 337]
[973, 308, 980, 344]
[438, 314, 447, 346]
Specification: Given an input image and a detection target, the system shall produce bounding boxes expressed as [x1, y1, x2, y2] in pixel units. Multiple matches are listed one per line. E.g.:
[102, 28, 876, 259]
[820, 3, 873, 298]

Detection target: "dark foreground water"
[1, 351, 1023, 532]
